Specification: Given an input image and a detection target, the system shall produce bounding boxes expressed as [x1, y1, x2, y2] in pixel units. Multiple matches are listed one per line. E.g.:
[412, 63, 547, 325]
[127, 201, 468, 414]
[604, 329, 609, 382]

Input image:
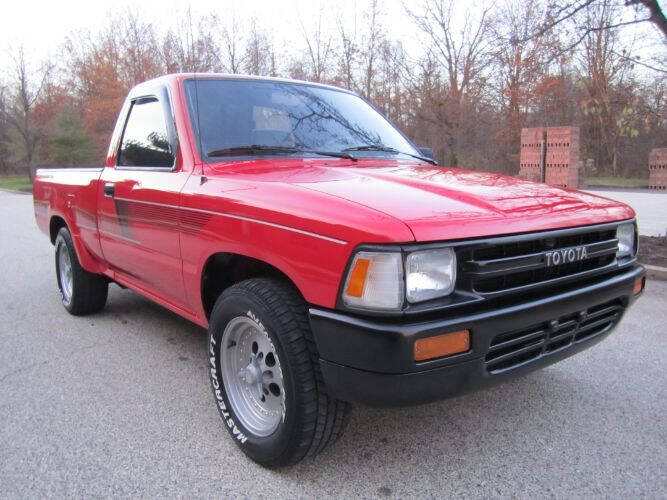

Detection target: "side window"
[118, 98, 174, 168]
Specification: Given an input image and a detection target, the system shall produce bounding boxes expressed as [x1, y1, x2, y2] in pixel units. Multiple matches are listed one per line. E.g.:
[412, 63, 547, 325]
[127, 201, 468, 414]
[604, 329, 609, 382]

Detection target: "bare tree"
[337, 8, 358, 89]
[492, 0, 551, 113]
[516, 0, 666, 72]
[490, 0, 555, 171]
[630, 0, 667, 38]
[374, 41, 409, 125]
[116, 11, 163, 85]
[359, 0, 384, 99]
[161, 9, 221, 73]
[335, 0, 385, 95]
[296, 3, 335, 82]
[0, 86, 10, 174]
[3, 47, 52, 181]
[244, 20, 276, 76]
[529, 0, 666, 39]
[406, 0, 495, 165]
[214, 12, 246, 73]
[1, 2, 660, 179]
[579, 0, 638, 176]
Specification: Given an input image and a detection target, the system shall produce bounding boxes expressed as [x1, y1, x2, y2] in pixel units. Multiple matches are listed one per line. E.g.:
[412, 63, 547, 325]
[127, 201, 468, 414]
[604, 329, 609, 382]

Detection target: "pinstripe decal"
[98, 228, 141, 245]
[112, 196, 348, 245]
[77, 224, 98, 233]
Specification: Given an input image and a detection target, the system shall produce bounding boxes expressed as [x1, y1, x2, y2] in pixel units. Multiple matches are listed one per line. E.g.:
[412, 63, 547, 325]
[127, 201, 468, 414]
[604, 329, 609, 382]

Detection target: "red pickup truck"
[34, 74, 645, 466]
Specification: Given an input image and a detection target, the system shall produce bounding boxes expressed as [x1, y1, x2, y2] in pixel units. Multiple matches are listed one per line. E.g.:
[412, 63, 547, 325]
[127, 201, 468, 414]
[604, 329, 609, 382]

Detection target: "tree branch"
[514, 0, 597, 43]
[610, 49, 667, 72]
[587, 16, 653, 30]
[626, 0, 667, 37]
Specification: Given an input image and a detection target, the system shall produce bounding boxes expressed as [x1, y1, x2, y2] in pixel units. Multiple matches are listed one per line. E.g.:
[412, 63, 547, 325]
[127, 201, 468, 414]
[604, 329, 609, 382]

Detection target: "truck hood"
[293, 163, 634, 241]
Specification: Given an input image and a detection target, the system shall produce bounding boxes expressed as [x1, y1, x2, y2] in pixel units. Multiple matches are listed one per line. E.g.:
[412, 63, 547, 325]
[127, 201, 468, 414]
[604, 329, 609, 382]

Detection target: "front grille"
[463, 226, 619, 296]
[484, 299, 623, 374]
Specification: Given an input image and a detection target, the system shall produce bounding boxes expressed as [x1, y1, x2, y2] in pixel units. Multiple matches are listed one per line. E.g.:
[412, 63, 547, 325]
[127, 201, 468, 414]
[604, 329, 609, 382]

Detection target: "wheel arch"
[49, 215, 68, 244]
[48, 214, 105, 274]
[200, 252, 304, 320]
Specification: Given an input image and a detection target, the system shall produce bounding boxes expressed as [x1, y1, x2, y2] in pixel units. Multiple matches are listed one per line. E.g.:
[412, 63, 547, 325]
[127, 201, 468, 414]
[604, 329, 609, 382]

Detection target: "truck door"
[98, 88, 190, 308]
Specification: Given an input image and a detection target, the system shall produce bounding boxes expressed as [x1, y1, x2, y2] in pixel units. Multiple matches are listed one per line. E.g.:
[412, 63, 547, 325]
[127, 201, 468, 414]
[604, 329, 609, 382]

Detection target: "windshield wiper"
[342, 145, 437, 165]
[207, 145, 297, 157]
[206, 145, 357, 161]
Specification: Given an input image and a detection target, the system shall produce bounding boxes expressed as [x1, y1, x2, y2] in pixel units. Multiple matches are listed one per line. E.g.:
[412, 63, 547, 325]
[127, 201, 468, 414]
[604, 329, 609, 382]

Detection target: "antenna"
[187, 8, 206, 180]
[193, 70, 205, 179]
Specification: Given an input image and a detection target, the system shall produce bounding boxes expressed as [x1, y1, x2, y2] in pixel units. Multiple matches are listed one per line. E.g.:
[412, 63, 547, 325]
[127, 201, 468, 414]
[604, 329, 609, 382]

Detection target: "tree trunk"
[611, 148, 618, 178]
[25, 143, 35, 183]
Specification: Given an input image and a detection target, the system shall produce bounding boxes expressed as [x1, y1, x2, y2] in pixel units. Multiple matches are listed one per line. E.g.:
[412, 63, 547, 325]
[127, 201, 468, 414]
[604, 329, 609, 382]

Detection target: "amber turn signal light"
[414, 330, 470, 362]
[345, 258, 371, 297]
[633, 276, 645, 296]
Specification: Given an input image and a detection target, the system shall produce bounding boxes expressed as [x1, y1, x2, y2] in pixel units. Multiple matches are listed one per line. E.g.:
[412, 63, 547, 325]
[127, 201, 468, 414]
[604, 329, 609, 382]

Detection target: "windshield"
[184, 78, 420, 161]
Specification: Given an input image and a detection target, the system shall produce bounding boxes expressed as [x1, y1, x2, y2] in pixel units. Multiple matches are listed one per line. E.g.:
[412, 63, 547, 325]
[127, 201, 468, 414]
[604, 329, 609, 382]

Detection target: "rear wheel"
[207, 277, 349, 467]
[55, 227, 108, 315]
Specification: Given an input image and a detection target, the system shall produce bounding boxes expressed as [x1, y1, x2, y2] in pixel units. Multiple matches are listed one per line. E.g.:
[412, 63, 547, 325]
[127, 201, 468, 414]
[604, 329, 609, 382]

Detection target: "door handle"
[103, 182, 115, 198]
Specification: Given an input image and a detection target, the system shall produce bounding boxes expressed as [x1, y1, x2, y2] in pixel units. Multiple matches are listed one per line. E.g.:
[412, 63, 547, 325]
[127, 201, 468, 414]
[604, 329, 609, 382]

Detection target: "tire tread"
[219, 277, 349, 465]
[56, 228, 108, 316]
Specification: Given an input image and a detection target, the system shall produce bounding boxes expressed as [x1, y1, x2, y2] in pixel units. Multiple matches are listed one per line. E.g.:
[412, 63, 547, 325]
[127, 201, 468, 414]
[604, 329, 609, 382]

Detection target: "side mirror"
[417, 147, 434, 160]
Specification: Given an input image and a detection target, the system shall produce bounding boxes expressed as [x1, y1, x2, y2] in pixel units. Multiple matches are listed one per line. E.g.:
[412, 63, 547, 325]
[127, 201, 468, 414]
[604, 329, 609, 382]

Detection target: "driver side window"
[118, 98, 174, 168]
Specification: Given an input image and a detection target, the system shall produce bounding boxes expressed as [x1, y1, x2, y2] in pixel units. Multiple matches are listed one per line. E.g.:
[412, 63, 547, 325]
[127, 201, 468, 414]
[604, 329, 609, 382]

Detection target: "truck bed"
[33, 167, 104, 272]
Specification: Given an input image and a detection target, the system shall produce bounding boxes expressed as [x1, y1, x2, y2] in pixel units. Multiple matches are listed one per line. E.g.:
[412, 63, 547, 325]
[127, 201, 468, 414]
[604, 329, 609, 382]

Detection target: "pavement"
[584, 189, 667, 237]
[1, 189, 666, 498]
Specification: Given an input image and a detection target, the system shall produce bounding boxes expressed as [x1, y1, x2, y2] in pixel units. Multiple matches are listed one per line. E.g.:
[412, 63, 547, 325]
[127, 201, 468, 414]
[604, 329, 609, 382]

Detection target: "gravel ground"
[1, 190, 666, 498]
[638, 235, 667, 268]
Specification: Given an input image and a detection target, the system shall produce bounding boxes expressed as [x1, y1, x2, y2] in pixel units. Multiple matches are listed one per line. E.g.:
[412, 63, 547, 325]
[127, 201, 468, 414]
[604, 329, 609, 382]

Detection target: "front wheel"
[55, 227, 108, 315]
[207, 278, 348, 467]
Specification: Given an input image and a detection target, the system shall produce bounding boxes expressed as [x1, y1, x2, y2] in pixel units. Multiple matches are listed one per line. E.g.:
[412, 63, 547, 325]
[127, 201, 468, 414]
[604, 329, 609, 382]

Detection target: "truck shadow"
[103, 284, 608, 488]
[280, 364, 611, 490]
[103, 285, 206, 352]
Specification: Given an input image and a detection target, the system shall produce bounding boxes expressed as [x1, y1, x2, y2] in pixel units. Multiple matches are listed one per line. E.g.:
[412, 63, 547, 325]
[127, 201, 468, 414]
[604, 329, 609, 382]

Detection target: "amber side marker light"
[414, 330, 470, 362]
[634, 276, 645, 296]
[345, 258, 371, 297]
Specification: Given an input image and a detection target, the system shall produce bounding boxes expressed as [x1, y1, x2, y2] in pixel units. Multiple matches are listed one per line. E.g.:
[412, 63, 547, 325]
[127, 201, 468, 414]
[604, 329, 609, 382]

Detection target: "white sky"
[0, 0, 420, 68]
[0, 0, 664, 76]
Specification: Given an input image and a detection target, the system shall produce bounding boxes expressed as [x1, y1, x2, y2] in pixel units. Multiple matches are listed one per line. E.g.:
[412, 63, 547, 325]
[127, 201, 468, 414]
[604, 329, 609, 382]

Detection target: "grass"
[584, 176, 648, 188]
[0, 174, 32, 192]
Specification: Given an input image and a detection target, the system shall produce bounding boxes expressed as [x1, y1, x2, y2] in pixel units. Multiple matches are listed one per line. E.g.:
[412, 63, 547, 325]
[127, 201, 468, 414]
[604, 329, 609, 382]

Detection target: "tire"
[55, 227, 108, 315]
[207, 277, 349, 467]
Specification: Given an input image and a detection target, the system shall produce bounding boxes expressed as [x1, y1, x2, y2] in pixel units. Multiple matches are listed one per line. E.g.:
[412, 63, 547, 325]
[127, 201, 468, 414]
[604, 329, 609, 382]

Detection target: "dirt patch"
[638, 235, 667, 268]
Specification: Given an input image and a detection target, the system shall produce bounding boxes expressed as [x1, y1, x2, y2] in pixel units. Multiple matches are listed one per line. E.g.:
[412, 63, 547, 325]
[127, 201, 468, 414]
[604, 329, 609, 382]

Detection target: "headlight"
[342, 251, 404, 310]
[405, 248, 456, 303]
[342, 248, 457, 311]
[616, 223, 636, 258]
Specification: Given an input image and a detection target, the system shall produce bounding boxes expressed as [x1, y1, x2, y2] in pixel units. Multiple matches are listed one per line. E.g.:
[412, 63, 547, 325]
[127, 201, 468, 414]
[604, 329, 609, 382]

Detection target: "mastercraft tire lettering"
[207, 278, 348, 467]
[209, 334, 248, 444]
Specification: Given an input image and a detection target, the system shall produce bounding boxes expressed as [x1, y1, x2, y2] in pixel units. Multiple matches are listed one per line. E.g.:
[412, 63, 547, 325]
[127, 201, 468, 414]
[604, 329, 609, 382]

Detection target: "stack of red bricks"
[519, 126, 580, 189]
[518, 128, 543, 183]
[649, 148, 667, 190]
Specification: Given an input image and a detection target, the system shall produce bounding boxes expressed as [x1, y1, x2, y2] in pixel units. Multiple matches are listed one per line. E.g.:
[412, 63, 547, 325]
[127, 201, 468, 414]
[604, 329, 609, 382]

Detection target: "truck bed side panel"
[33, 168, 106, 274]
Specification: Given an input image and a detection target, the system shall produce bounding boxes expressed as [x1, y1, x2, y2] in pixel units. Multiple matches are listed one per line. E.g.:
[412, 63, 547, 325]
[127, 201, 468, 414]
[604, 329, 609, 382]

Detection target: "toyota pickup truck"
[33, 74, 645, 466]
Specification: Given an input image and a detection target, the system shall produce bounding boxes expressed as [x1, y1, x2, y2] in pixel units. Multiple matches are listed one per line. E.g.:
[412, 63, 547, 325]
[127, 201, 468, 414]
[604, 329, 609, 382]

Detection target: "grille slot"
[485, 299, 623, 374]
[464, 227, 619, 296]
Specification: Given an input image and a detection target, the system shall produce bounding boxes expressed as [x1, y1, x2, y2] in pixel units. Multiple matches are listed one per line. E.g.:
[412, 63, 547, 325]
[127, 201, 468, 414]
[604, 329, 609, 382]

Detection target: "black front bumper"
[309, 266, 645, 407]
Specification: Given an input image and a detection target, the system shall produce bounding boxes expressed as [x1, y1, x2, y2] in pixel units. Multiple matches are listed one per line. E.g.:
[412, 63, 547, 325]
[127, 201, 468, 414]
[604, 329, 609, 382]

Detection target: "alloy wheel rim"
[220, 315, 285, 437]
[58, 244, 73, 302]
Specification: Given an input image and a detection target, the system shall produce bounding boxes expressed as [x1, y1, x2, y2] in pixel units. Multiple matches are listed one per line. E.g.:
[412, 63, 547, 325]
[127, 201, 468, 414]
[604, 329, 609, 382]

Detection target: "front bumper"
[309, 266, 645, 407]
